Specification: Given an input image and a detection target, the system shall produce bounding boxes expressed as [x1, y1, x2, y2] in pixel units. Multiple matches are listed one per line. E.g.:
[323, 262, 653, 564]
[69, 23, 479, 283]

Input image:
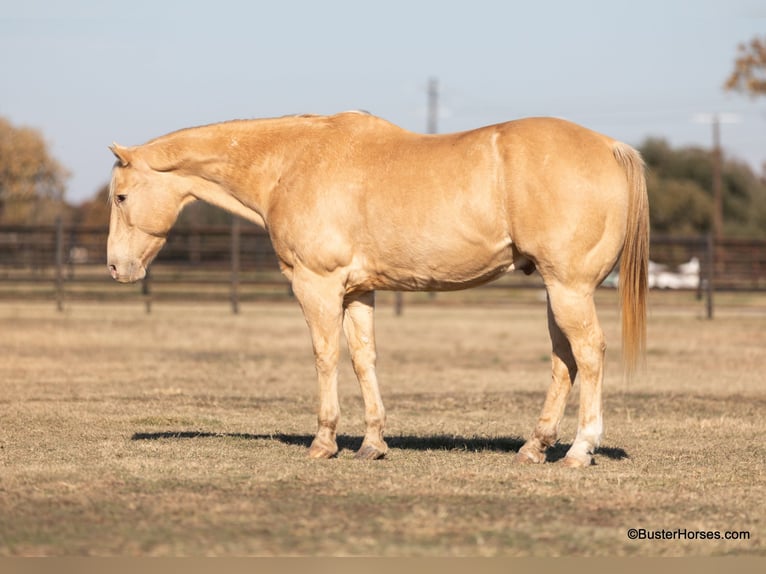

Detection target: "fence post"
[142, 270, 152, 314]
[394, 292, 403, 316]
[54, 217, 64, 312]
[231, 216, 241, 314]
[705, 232, 714, 320]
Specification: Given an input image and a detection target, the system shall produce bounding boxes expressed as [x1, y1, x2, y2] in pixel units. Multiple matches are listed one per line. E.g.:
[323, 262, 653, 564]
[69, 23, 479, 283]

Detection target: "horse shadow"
[130, 431, 628, 462]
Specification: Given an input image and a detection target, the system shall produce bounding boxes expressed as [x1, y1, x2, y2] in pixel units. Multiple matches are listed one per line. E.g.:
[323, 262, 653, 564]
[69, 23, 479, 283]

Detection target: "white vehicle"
[649, 257, 700, 289]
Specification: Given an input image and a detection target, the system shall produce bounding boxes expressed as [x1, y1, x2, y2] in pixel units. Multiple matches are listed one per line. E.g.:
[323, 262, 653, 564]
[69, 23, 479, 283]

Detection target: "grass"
[0, 294, 764, 556]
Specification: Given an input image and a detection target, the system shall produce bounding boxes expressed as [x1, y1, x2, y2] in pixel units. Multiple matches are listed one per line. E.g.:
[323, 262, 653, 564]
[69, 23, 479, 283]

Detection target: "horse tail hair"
[612, 142, 649, 376]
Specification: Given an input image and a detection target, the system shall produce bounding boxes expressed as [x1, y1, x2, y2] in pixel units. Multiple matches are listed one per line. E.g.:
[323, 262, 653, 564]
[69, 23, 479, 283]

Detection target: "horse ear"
[109, 143, 132, 167]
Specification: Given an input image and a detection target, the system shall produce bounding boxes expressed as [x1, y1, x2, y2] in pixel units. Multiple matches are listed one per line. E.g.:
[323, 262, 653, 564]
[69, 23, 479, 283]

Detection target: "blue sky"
[1, 0, 765, 203]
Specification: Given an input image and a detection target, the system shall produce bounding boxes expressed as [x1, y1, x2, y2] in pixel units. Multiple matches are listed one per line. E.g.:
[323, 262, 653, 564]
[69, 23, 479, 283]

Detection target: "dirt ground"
[0, 293, 763, 556]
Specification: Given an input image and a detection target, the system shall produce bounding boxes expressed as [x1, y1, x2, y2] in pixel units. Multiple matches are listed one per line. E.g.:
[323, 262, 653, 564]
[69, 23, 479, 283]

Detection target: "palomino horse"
[107, 112, 648, 467]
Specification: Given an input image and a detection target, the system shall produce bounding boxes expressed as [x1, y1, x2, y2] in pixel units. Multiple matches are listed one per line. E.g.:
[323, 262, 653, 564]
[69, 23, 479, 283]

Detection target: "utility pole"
[693, 113, 740, 239]
[709, 115, 724, 320]
[711, 115, 723, 241]
[427, 77, 439, 135]
[693, 112, 739, 320]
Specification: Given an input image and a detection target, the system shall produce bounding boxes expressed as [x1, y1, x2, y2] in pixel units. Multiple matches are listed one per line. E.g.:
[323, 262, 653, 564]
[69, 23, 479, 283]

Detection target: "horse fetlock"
[534, 428, 558, 450]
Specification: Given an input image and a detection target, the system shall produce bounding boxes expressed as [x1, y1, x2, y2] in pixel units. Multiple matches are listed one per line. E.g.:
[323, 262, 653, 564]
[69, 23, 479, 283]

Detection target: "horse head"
[106, 144, 193, 283]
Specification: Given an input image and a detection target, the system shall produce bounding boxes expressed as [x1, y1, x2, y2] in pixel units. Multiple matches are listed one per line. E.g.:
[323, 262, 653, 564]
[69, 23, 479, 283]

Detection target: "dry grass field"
[0, 290, 764, 556]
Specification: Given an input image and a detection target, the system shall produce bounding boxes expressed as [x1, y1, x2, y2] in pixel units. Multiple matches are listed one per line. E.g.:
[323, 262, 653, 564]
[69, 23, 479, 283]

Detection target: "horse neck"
[142, 118, 317, 226]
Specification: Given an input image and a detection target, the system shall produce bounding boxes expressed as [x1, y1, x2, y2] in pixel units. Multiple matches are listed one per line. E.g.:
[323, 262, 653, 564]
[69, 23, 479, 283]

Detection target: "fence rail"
[1, 222, 764, 316]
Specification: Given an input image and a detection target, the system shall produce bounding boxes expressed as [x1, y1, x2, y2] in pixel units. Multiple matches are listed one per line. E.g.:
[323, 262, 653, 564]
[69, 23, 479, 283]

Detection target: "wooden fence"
[0, 221, 764, 317]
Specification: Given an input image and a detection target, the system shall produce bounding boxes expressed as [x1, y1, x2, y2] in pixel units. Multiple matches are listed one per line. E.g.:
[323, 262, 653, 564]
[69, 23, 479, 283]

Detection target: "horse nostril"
[108, 264, 118, 279]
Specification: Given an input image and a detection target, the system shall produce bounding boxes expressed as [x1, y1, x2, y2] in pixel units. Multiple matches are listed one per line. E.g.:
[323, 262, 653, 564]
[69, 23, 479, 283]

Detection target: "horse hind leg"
[516, 294, 577, 464]
[520, 282, 605, 467]
[343, 291, 388, 459]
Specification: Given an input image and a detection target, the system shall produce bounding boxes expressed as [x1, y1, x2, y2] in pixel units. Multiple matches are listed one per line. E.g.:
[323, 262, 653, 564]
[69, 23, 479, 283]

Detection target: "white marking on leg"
[567, 414, 603, 461]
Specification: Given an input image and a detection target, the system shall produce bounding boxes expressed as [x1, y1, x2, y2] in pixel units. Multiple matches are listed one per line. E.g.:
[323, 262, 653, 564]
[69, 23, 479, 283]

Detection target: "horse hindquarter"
[507, 121, 648, 466]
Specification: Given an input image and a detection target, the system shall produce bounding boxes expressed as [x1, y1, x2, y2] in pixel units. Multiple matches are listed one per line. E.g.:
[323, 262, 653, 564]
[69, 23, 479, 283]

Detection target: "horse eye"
[115, 194, 127, 204]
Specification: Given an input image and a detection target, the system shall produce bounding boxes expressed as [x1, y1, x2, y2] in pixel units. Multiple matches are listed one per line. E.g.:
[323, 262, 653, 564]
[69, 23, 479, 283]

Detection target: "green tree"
[640, 137, 766, 238]
[0, 116, 69, 224]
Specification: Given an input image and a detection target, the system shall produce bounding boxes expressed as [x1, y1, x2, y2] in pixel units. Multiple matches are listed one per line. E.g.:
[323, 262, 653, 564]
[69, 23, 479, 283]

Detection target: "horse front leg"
[343, 291, 387, 460]
[292, 271, 345, 459]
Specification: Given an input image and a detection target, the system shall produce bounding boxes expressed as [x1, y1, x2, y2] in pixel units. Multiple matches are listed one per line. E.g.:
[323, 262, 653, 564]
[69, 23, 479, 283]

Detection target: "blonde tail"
[612, 142, 649, 375]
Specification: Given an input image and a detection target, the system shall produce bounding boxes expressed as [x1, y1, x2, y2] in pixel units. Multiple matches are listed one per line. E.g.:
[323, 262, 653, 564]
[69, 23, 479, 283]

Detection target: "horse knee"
[313, 348, 339, 375]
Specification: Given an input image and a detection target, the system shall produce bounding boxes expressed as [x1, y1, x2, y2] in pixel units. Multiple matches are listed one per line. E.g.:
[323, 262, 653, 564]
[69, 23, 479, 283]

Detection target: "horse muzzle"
[108, 261, 146, 283]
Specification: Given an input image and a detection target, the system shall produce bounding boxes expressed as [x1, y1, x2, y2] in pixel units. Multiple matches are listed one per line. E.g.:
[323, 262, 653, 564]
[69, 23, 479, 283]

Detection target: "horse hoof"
[307, 442, 338, 459]
[514, 449, 546, 464]
[562, 455, 592, 468]
[354, 443, 387, 460]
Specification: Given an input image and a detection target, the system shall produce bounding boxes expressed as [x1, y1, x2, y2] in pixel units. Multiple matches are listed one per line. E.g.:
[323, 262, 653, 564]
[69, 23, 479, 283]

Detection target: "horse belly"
[365, 234, 515, 292]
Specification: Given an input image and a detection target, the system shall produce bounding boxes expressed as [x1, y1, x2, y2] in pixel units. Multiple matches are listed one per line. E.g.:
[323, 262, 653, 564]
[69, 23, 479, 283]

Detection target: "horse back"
[270, 114, 633, 291]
